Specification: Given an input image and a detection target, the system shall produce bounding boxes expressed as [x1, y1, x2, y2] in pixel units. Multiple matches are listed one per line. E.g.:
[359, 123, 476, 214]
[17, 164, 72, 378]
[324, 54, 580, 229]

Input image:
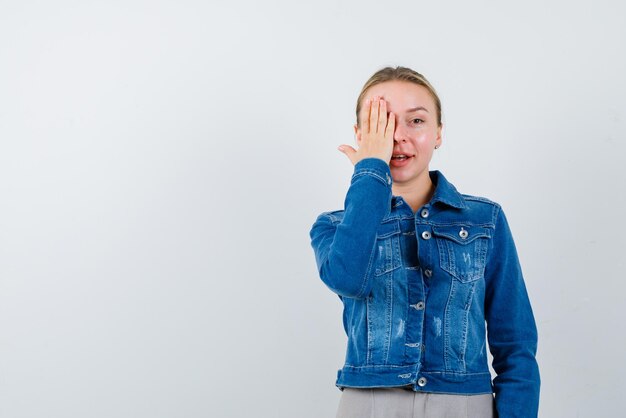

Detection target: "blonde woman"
[310, 67, 540, 418]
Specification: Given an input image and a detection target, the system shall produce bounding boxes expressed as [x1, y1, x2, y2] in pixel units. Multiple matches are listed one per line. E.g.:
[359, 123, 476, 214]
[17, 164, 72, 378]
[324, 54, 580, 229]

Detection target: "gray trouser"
[335, 387, 496, 418]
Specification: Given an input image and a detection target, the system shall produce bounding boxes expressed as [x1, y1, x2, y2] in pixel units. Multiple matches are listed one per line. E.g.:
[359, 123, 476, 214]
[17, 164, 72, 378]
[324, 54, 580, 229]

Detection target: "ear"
[354, 123, 362, 144]
[435, 124, 443, 148]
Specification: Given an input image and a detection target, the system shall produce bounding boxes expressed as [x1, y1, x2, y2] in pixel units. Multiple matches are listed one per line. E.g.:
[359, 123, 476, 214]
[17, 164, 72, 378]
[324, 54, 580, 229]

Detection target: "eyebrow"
[406, 106, 429, 113]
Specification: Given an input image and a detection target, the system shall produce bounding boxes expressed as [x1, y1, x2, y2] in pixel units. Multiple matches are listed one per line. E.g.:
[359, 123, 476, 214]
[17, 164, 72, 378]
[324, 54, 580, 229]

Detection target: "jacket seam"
[357, 245, 376, 299]
[352, 169, 389, 187]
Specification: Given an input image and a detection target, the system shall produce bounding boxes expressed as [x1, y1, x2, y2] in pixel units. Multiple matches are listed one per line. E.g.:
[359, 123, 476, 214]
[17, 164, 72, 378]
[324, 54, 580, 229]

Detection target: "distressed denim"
[310, 158, 540, 418]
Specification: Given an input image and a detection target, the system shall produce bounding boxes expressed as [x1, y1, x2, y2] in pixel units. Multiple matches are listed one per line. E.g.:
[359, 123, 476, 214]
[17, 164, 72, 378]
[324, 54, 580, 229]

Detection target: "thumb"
[338, 145, 358, 166]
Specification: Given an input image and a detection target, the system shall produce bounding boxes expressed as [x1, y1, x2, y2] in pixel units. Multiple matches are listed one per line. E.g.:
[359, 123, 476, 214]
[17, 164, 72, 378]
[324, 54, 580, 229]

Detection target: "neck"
[392, 170, 435, 213]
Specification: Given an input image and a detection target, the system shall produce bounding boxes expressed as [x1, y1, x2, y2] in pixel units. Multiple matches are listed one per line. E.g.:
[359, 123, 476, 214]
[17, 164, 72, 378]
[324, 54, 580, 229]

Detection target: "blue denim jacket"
[310, 158, 540, 417]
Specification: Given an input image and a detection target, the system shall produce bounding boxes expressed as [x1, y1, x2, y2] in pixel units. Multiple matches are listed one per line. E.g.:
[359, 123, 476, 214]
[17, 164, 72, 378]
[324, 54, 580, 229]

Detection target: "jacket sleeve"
[309, 158, 392, 299]
[484, 206, 541, 418]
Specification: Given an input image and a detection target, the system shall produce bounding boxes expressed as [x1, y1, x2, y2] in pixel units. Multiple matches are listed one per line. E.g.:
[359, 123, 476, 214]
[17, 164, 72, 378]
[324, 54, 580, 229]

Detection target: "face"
[354, 80, 442, 186]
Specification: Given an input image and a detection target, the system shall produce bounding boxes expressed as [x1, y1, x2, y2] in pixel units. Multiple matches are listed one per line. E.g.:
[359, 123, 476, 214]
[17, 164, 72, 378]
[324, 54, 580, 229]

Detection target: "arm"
[310, 158, 392, 298]
[310, 96, 396, 299]
[485, 206, 541, 417]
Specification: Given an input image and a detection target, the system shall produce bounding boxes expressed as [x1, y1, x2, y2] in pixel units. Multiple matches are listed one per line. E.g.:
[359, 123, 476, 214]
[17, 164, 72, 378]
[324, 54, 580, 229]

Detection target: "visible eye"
[411, 118, 424, 125]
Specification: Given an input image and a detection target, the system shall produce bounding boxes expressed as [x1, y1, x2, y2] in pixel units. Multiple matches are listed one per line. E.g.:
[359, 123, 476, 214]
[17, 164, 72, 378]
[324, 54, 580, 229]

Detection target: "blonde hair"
[356, 66, 442, 127]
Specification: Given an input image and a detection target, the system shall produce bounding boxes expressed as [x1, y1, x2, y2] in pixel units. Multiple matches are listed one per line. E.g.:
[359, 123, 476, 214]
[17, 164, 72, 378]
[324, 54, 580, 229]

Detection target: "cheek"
[411, 132, 436, 147]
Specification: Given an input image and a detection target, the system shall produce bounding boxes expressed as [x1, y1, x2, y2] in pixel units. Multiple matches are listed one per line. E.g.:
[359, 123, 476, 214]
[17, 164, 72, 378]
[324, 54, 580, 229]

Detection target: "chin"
[390, 170, 414, 183]
[390, 165, 427, 184]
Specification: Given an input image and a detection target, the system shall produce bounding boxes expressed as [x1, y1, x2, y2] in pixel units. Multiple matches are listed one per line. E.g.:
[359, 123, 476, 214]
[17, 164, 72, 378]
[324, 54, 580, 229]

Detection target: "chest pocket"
[432, 225, 492, 283]
[374, 220, 401, 276]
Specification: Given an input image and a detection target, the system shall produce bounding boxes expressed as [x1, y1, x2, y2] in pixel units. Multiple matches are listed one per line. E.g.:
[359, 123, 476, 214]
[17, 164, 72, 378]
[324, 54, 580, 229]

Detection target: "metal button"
[459, 227, 468, 239]
[424, 269, 432, 278]
[421, 231, 431, 240]
[420, 208, 429, 218]
[414, 301, 425, 310]
[417, 377, 427, 387]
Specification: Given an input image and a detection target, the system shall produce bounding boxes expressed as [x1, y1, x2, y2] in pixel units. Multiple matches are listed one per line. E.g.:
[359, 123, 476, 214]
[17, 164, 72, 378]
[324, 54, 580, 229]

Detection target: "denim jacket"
[310, 158, 540, 417]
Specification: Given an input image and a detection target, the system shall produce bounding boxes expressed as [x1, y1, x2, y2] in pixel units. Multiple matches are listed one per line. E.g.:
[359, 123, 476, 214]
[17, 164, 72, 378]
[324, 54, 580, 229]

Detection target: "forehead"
[364, 81, 435, 113]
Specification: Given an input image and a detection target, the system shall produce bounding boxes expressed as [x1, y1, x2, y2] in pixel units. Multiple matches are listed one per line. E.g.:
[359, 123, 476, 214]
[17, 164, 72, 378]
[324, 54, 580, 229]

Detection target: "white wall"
[1, 1, 624, 417]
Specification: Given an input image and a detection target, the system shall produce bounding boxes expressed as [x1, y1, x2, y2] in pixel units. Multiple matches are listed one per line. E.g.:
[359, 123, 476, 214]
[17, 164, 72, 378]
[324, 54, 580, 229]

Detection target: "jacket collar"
[428, 170, 467, 209]
[392, 170, 466, 210]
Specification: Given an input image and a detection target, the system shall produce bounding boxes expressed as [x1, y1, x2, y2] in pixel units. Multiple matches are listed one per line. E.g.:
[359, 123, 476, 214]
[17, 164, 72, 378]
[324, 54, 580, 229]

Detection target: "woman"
[310, 67, 540, 418]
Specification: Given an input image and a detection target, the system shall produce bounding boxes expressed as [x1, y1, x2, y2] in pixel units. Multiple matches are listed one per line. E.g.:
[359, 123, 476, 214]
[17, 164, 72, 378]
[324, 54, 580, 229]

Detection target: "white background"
[1, 1, 624, 417]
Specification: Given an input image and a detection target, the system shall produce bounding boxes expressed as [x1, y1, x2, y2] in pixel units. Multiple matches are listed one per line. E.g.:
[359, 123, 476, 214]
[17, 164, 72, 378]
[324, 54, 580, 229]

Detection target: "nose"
[393, 124, 407, 144]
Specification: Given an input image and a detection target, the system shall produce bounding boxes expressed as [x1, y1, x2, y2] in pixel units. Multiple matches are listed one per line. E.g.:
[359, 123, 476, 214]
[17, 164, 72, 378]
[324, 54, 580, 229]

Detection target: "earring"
[434, 145, 440, 149]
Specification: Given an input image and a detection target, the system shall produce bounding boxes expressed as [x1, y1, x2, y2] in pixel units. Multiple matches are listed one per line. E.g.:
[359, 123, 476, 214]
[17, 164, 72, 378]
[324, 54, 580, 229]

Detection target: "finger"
[378, 99, 387, 136]
[338, 145, 358, 165]
[369, 97, 380, 134]
[385, 111, 395, 139]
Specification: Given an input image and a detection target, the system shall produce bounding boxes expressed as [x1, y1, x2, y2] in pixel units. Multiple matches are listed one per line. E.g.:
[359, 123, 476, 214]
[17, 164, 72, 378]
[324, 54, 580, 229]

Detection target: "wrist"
[353, 158, 393, 187]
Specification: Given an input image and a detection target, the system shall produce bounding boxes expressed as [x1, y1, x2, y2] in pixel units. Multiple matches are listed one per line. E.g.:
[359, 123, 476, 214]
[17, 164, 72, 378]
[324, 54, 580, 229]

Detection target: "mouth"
[390, 153, 415, 168]
[391, 154, 415, 161]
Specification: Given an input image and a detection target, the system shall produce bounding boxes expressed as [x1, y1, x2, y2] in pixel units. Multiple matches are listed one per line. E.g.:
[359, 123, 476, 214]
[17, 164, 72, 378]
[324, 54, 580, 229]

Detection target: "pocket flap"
[432, 225, 491, 245]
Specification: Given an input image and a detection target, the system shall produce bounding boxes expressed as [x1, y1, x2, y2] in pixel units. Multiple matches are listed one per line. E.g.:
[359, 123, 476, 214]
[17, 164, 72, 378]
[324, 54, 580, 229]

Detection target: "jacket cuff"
[352, 158, 392, 187]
